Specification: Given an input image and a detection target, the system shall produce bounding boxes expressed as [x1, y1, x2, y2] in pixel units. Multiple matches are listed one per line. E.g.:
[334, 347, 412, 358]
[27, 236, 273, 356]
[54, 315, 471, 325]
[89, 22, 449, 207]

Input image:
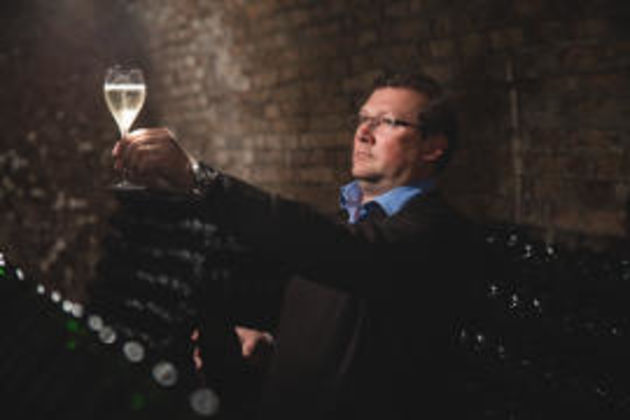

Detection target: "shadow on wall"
[425, 54, 514, 225]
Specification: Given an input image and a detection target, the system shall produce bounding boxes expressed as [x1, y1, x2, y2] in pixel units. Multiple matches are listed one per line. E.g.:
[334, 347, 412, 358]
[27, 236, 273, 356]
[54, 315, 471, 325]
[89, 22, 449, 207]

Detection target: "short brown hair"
[370, 70, 458, 171]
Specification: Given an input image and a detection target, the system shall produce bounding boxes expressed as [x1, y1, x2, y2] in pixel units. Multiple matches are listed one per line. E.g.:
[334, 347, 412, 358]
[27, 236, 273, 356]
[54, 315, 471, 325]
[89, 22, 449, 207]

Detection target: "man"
[113, 70, 482, 419]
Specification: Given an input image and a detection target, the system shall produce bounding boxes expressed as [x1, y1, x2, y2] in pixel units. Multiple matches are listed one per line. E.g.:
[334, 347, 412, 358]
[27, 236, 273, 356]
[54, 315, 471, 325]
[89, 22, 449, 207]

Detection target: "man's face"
[352, 87, 437, 189]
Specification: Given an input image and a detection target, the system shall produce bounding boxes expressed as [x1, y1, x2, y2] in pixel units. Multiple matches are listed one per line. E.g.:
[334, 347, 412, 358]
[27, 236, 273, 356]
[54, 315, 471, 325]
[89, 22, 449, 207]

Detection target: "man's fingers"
[113, 127, 191, 192]
[122, 131, 179, 172]
[113, 135, 136, 170]
[125, 142, 160, 174]
[124, 140, 170, 178]
[127, 153, 161, 186]
[242, 341, 255, 358]
[127, 127, 156, 138]
[234, 327, 275, 362]
[112, 141, 120, 157]
[128, 127, 175, 146]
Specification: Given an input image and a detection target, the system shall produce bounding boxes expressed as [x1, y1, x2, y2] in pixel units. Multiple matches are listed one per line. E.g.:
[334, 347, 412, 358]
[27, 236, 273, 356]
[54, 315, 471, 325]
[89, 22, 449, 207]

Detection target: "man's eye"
[358, 115, 371, 124]
[381, 117, 399, 127]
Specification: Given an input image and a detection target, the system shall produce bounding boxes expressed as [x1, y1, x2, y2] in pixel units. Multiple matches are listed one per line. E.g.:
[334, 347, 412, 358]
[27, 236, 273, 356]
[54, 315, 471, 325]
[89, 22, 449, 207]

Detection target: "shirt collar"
[340, 178, 437, 223]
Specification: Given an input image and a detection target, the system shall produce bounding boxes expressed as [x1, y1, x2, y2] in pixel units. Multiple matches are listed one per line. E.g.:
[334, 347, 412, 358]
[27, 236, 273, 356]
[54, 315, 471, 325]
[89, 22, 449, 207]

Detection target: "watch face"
[193, 164, 203, 183]
[192, 163, 219, 195]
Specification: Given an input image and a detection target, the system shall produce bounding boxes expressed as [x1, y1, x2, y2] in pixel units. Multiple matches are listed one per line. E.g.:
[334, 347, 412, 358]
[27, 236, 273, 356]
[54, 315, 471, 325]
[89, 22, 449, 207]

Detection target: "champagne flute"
[104, 65, 146, 189]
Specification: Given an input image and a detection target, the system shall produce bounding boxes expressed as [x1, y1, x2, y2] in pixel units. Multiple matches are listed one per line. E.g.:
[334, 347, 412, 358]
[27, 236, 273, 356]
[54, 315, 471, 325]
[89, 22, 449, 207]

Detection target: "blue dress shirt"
[339, 178, 437, 224]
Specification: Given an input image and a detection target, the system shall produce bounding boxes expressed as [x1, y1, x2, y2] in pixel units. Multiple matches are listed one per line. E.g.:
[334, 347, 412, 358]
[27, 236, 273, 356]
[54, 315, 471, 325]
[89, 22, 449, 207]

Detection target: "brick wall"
[125, 0, 356, 208]
[1, 0, 628, 294]
[126, 0, 629, 239]
[0, 0, 154, 298]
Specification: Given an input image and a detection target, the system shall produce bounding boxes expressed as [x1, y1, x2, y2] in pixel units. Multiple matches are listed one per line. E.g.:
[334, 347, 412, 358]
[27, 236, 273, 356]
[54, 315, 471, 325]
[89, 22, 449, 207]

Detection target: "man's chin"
[351, 168, 367, 179]
[352, 172, 381, 184]
[352, 164, 375, 180]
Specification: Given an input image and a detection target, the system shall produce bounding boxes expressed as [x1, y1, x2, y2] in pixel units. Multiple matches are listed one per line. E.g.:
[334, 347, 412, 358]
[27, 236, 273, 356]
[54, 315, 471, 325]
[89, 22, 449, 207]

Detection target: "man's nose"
[356, 124, 375, 143]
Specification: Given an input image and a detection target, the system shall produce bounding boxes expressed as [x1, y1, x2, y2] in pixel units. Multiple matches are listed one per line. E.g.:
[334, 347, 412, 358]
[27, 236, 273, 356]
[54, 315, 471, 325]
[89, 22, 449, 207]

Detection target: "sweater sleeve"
[199, 171, 478, 301]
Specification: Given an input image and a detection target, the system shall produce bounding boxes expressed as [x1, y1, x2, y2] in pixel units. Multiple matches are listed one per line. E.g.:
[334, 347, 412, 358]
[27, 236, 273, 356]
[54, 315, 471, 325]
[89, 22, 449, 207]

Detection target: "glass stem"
[119, 127, 129, 185]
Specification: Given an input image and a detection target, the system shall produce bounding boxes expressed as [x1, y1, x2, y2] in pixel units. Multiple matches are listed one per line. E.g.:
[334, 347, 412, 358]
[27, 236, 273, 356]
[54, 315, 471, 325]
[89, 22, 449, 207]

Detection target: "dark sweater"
[204, 174, 484, 419]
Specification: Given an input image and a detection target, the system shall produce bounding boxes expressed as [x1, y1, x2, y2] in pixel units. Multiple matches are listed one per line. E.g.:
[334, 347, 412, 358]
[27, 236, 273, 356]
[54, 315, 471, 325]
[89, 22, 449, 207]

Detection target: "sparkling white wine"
[104, 83, 146, 135]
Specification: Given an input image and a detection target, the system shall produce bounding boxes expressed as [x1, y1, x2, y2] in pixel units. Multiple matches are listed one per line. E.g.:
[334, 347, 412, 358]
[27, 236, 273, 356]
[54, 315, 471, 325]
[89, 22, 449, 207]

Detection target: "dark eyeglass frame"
[350, 114, 422, 131]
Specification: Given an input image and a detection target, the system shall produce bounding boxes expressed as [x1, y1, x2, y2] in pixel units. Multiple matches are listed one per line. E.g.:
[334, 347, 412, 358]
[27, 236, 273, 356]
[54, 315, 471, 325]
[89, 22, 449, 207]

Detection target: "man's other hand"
[234, 326, 275, 368]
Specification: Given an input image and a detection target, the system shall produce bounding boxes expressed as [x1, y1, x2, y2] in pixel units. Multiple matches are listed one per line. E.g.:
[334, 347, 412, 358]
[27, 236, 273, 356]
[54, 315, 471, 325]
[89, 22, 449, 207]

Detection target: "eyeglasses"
[348, 113, 422, 133]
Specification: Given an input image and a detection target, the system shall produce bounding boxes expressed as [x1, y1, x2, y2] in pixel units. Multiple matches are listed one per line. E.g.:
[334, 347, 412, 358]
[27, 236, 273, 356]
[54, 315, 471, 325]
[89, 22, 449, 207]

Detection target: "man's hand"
[112, 127, 195, 193]
[234, 326, 275, 368]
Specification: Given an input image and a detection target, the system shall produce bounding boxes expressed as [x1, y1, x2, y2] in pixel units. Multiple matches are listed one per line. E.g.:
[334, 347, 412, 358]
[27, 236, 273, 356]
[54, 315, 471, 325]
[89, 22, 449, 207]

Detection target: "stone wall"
[0, 0, 628, 295]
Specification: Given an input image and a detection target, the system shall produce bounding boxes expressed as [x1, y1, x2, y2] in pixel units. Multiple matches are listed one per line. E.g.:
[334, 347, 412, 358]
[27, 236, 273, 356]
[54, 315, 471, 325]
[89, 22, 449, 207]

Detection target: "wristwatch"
[190, 159, 221, 196]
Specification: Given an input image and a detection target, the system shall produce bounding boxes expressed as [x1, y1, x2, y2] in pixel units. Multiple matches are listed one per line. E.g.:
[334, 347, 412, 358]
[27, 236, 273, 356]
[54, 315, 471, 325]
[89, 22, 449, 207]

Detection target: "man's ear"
[421, 134, 448, 163]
